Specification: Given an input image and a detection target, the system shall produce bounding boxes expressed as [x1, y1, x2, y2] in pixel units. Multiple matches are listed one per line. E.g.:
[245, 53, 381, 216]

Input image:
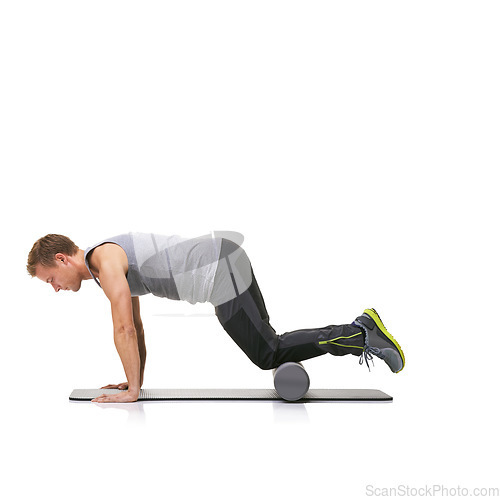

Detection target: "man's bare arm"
[88, 244, 141, 403]
[100, 296, 147, 391]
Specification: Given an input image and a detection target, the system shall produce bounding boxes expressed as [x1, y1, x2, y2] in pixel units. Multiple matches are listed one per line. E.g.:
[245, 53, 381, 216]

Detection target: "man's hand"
[100, 382, 128, 390]
[91, 390, 139, 403]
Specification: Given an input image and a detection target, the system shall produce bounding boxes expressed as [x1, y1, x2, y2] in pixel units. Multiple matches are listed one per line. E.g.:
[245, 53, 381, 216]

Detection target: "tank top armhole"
[84, 246, 102, 288]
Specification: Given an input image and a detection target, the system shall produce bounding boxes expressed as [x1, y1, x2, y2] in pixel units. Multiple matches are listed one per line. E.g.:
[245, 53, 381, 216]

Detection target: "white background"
[1, 1, 499, 498]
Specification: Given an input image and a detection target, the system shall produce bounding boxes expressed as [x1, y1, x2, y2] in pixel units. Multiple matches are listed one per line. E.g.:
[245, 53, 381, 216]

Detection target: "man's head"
[27, 234, 86, 292]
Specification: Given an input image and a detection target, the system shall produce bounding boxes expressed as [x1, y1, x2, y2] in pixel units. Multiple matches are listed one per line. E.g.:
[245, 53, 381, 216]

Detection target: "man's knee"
[250, 350, 277, 371]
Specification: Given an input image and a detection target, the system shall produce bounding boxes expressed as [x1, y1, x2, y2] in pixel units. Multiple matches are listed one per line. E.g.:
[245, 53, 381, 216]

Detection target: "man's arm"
[89, 244, 141, 403]
[99, 296, 147, 391]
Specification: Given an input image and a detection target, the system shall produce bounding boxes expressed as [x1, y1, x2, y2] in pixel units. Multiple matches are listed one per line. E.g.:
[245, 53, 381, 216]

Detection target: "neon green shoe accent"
[319, 341, 364, 350]
[319, 331, 364, 349]
[363, 308, 405, 372]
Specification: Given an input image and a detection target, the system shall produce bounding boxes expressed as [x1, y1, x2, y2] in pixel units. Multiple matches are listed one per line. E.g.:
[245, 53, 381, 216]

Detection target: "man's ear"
[54, 253, 67, 264]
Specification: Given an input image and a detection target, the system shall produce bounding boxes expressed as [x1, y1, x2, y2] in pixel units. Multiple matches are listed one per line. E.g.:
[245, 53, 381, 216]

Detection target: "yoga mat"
[69, 388, 393, 402]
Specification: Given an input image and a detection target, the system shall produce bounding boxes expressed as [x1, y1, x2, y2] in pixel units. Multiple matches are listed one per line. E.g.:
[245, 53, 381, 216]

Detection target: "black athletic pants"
[212, 239, 365, 370]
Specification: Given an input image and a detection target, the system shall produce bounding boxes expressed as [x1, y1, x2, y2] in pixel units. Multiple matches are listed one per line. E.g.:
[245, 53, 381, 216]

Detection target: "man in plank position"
[27, 232, 405, 403]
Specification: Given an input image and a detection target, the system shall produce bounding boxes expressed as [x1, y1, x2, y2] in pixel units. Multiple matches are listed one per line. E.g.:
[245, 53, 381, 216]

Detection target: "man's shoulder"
[88, 242, 128, 270]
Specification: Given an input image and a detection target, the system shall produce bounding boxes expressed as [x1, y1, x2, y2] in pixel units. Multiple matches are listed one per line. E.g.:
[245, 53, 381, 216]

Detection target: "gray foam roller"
[273, 362, 310, 401]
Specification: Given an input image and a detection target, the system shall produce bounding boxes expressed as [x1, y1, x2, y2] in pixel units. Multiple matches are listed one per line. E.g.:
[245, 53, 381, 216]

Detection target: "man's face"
[35, 254, 82, 292]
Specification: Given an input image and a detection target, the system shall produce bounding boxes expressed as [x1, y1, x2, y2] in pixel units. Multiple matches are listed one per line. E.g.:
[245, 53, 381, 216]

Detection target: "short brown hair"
[27, 234, 79, 277]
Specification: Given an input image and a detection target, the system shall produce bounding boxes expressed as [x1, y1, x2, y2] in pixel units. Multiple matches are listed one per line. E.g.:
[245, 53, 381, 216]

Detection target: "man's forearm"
[114, 327, 141, 395]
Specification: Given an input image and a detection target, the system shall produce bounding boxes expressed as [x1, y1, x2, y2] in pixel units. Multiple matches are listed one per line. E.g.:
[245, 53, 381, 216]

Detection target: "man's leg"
[212, 239, 365, 370]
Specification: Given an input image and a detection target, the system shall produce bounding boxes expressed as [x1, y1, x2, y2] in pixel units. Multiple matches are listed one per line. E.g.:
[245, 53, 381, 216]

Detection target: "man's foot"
[354, 308, 405, 373]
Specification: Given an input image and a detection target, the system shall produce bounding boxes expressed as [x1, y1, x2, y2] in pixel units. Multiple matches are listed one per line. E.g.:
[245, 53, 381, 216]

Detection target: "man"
[27, 231, 405, 403]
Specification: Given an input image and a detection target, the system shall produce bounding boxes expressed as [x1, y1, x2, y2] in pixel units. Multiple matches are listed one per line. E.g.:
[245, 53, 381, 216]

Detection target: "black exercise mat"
[69, 388, 392, 402]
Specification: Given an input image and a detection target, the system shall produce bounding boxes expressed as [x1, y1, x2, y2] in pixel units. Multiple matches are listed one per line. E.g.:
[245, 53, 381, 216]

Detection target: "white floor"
[3, 355, 498, 499]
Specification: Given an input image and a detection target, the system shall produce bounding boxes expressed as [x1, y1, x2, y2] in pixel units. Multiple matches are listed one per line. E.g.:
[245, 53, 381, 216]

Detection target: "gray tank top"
[84, 232, 223, 304]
